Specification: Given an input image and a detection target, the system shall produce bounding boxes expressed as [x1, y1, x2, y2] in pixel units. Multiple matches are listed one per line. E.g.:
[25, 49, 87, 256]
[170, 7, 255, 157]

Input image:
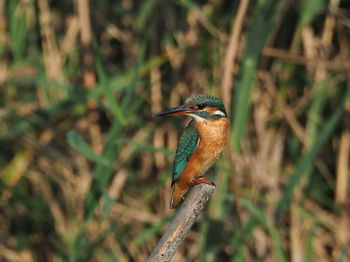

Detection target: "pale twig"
[146, 184, 216, 262]
[76, 0, 96, 91]
[221, 0, 250, 112]
[263, 47, 350, 71]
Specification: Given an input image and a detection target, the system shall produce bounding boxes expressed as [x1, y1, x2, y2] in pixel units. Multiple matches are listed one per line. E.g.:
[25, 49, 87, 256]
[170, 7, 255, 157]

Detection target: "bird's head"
[152, 94, 227, 122]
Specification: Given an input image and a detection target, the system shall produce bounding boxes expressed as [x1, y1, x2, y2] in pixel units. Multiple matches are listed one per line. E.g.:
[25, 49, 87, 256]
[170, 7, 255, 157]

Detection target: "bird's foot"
[191, 176, 215, 186]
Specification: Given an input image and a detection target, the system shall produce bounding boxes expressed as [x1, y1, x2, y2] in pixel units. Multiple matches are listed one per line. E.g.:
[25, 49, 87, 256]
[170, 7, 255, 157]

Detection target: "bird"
[153, 94, 229, 208]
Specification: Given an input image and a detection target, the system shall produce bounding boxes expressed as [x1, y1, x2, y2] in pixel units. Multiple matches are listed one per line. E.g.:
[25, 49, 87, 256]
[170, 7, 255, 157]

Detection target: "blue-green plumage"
[172, 120, 199, 185]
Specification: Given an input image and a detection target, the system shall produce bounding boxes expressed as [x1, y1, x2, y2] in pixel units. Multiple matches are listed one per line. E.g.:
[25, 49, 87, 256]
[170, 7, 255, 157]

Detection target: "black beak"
[152, 105, 191, 117]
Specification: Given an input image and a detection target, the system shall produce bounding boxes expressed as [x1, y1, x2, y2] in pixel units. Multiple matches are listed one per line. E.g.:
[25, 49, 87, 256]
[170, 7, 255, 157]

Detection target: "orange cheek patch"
[206, 107, 217, 114]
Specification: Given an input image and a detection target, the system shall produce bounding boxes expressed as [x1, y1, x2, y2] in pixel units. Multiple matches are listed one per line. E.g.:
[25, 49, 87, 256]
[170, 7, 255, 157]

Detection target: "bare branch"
[146, 184, 216, 262]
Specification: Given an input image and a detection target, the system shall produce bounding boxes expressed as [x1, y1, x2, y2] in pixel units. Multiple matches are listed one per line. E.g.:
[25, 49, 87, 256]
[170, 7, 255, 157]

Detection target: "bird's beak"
[152, 105, 192, 117]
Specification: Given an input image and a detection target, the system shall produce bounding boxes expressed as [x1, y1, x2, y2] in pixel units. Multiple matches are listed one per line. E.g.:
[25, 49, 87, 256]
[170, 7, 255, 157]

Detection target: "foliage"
[1, 0, 349, 261]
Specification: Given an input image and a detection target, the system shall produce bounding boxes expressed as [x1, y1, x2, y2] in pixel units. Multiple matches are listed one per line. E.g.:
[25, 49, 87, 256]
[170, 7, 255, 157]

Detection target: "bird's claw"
[191, 176, 215, 186]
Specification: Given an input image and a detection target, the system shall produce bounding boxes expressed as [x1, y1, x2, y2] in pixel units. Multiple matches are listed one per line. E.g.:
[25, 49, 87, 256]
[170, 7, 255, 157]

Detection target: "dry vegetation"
[0, 0, 350, 261]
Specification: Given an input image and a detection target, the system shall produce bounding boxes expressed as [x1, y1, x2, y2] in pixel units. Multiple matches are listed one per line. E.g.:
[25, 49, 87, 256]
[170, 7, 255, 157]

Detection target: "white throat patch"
[187, 113, 205, 122]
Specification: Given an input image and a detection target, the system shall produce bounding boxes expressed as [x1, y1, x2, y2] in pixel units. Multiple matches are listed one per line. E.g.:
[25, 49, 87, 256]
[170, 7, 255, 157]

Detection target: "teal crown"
[184, 94, 227, 117]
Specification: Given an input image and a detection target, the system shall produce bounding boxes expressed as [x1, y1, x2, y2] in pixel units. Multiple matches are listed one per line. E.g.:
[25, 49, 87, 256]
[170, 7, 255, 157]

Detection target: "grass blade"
[231, 0, 286, 151]
[276, 85, 350, 218]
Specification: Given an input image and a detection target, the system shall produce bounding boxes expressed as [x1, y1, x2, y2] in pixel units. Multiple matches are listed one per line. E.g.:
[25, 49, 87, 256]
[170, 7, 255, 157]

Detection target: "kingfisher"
[153, 94, 229, 208]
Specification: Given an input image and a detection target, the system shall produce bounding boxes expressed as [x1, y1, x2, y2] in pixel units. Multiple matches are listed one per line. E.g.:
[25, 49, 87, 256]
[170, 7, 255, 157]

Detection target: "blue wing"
[172, 120, 199, 185]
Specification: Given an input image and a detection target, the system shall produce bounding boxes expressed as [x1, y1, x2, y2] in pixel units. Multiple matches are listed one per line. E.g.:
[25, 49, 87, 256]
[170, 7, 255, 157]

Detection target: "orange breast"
[178, 117, 230, 186]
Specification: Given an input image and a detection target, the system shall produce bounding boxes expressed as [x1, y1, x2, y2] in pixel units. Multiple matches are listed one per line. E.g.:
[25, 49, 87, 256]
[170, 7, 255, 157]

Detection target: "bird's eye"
[196, 104, 206, 110]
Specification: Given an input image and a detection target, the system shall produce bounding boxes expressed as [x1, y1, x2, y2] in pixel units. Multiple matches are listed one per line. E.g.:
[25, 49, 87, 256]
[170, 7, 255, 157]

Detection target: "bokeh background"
[1, 0, 350, 261]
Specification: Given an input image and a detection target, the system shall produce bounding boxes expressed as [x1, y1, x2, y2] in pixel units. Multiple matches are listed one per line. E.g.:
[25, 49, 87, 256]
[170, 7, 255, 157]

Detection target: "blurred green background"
[1, 0, 350, 261]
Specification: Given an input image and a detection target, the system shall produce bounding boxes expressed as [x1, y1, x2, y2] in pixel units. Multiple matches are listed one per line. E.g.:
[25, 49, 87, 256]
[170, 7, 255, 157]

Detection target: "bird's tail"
[169, 182, 188, 209]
